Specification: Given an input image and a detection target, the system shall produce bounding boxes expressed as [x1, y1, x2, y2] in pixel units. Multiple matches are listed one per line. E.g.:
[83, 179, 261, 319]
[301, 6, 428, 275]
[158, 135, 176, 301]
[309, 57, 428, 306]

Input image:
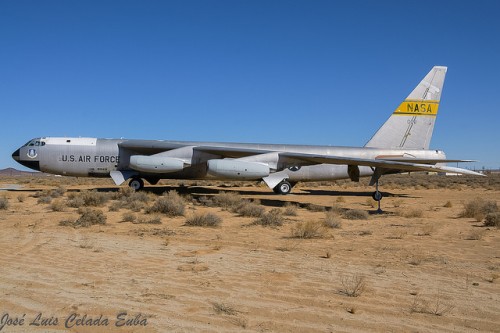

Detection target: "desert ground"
[0, 174, 499, 333]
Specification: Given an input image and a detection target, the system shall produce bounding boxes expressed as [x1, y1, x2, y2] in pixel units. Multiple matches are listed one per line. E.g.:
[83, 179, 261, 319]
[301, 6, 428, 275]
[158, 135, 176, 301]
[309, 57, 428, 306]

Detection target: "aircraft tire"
[274, 180, 292, 195]
[129, 178, 144, 191]
[372, 191, 382, 201]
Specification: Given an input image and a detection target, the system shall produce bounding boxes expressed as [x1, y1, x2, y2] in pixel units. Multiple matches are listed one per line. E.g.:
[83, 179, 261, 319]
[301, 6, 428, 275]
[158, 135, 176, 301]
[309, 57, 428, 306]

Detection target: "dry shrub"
[283, 203, 298, 216]
[213, 192, 243, 210]
[68, 190, 108, 207]
[339, 274, 365, 297]
[50, 200, 66, 212]
[108, 201, 122, 212]
[410, 293, 454, 316]
[235, 201, 264, 217]
[460, 197, 498, 221]
[60, 208, 106, 227]
[135, 216, 162, 225]
[122, 212, 136, 222]
[443, 201, 453, 208]
[484, 212, 500, 228]
[185, 213, 221, 227]
[324, 211, 342, 228]
[212, 302, 239, 316]
[37, 196, 52, 204]
[17, 195, 26, 203]
[307, 203, 326, 212]
[343, 209, 368, 220]
[290, 220, 326, 239]
[0, 197, 8, 210]
[254, 208, 284, 227]
[146, 191, 185, 216]
[398, 208, 424, 218]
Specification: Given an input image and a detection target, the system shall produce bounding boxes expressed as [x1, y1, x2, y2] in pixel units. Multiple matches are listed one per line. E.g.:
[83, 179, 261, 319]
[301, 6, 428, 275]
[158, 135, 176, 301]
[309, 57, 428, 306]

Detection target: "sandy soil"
[0, 178, 499, 332]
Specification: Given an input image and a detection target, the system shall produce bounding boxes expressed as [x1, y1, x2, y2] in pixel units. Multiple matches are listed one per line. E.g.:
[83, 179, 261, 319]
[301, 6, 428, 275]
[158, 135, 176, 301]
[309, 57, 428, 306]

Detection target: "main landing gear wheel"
[372, 191, 383, 202]
[129, 177, 144, 191]
[274, 180, 292, 195]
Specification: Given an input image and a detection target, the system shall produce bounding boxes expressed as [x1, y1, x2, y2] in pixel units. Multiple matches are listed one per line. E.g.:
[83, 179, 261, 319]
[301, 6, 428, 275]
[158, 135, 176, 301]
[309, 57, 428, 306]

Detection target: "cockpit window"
[23, 138, 45, 147]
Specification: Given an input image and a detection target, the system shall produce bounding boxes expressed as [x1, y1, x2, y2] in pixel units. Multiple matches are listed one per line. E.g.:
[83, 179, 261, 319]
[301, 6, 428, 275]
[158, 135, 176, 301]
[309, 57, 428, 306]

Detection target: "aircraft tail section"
[365, 66, 447, 149]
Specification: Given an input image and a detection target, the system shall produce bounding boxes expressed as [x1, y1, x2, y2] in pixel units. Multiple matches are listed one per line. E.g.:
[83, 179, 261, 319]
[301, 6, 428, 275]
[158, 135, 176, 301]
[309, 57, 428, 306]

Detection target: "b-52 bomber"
[12, 66, 482, 201]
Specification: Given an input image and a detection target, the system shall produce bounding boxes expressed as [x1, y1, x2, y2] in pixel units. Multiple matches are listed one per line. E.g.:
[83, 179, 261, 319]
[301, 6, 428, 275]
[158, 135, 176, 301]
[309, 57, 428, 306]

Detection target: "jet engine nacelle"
[129, 155, 185, 173]
[207, 159, 270, 179]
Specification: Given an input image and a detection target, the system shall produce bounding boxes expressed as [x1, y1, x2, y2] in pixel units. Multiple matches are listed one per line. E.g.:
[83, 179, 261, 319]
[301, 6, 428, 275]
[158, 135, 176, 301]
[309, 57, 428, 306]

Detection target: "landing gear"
[129, 177, 144, 191]
[372, 177, 383, 214]
[273, 180, 293, 195]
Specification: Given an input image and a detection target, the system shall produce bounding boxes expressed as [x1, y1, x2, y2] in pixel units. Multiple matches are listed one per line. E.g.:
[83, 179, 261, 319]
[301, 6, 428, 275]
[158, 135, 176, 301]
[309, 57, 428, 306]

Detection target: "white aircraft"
[12, 66, 482, 202]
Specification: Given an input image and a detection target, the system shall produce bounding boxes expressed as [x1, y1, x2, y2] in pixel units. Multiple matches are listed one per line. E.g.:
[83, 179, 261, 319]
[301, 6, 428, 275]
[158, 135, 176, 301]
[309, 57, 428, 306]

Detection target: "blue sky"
[1, 0, 499, 170]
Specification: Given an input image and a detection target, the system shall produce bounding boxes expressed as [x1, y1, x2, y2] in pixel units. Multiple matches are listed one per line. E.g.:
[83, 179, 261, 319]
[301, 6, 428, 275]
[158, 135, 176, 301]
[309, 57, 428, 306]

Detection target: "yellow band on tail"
[393, 100, 439, 116]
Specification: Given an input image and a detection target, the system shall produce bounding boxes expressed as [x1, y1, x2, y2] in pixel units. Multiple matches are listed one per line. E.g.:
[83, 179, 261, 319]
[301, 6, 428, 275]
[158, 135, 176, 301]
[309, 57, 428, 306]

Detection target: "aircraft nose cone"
[12, 148, 20, 161]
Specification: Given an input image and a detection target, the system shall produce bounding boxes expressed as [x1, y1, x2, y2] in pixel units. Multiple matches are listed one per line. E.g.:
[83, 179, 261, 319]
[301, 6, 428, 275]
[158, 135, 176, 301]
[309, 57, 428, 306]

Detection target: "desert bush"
[307, 203, 326, 212]
[0, 197, 8, 210]
[122, 212, 136, 222]
[409, 293, 454, 316]
[398, 208, 424, 218]
[109, 201, 122, 212]
[235, 201, 264, 217]
[67, 196, 85, 208]
[17, 194, 26, 203]
[324, 211, 342, 228]
[50, 200, 66, 212]
[185, 213, 221, 227]
[339, 274, 365, 297]
[212, 302, 239, 316]
[213, 192, 243, 210]
[443, 201, 453, 208]
[37, 196, 52, 204]
[254, 208, 284, 227]
[290, 220, 326, 239]
[60, 208, 106, 227]
[146, 191, 185, 216]
[343, 209, 369, 220]
[135, 216, 162, 225]
[81, 190, 109, 206]
[76, 208, 107, 227]
[484, 212, 500, 228]
[283, 203, 298, 216]
[460, 197, 498, 221]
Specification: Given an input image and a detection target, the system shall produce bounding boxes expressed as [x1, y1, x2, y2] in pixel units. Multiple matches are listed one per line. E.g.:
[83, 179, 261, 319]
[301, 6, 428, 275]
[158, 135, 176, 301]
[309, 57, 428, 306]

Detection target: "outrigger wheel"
[129, 177, 144, 191]
[273, 180, 292, 195]
[372, 190, 383, 202]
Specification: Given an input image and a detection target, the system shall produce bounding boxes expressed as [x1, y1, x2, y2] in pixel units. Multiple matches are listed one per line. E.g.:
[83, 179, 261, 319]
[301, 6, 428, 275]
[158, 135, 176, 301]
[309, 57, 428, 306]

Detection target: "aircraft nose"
[12, 148, 20, 161]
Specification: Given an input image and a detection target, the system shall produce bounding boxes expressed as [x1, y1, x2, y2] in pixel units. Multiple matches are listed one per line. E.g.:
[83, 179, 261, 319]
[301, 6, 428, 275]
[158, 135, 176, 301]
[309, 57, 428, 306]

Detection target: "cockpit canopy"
[23, 138, 46, 147]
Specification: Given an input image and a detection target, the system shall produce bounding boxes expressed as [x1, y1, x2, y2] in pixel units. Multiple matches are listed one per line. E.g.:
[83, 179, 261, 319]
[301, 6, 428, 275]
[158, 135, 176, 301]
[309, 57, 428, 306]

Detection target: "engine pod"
[129, 155, 185, 173]
[207, 159, 270, 179]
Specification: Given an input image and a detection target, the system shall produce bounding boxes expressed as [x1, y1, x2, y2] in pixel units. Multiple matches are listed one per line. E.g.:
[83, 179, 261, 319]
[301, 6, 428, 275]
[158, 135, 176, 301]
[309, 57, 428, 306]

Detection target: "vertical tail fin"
[365, 66, 447, 149]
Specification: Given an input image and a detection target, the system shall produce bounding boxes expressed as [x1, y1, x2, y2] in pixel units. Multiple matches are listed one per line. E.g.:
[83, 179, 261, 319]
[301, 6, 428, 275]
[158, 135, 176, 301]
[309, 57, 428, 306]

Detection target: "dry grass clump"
[50, 199, 66, 212]
[212, 302, 239, 316]
[397, 208, 424, 218]
[283, 203, 298, 216]
[253, 208, 285, 227]
[37, 196, 52, 204]
[135, 216, 162, 225]
[409, 293, 454, 316]
[343, 209, 369, 220]
[146, 191, 185, 216]
[307, 203, 326, 212]
[484, 212, 500, 228]
[234, 201, 264, 217]
[185, 213, 222, 227]
[460, 198, 498, 222]
[443, 201, 453, 208]
[67, 190, 109, 207]
[0, 197, 8, 210]
[212, 192, 243, 210]
[59, 208, 106, 227]
[290, 220, 326, 239]
[122, 212, 136, 223]
[339, 274, 365, 297]
[324, 211, 342, 228]
[17, 194, 26, 203]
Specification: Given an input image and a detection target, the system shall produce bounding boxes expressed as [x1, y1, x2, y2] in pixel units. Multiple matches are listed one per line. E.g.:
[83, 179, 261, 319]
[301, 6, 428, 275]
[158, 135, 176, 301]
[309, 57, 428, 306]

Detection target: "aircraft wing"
[278, 152, 483, 176]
